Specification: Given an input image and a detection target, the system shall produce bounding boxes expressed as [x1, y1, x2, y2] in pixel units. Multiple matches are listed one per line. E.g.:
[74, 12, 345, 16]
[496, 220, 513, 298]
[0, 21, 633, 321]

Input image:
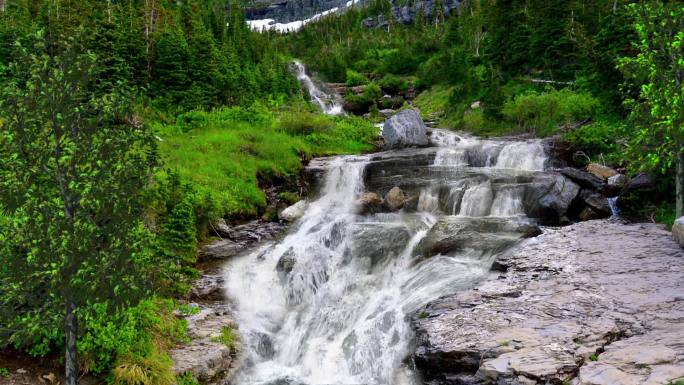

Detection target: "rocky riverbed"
[413, 219, 684, 385]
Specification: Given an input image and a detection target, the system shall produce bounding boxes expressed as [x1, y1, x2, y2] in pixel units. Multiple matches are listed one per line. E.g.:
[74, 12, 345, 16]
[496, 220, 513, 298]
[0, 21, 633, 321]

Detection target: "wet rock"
[381, 109, 429, 149]
[586, 163, 618, 180]
[276, 249, 296, 274]
[349, 222, 411, 267]
[279, 200, 307, 222]
[199, 239, 245, 260]
[524, 173, 580, 225]
[413, 220, 684, 385]
[673, 217, 684, 248]
[603, 173, 628, 197]
[560, 167, 604, 191]
[416, 217, 541, 258]
[385, 186, 408, 211]
[170, 306, 238, 384]
[358, 192, 384, 214]
[189, 275, 225, 301]
[578, 189, 612, 218]
[201, 220, 287, 261]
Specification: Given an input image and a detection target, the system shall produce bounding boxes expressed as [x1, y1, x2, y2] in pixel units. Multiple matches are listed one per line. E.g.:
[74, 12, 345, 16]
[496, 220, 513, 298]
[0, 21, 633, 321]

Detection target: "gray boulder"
[560, 167, 604, 191]
[524, 173, 581, 225]
[279, 200, 307, 222]
[578, 189, 612, 217]
[382, 109, 429, 149]
[673, 217, 684, 248]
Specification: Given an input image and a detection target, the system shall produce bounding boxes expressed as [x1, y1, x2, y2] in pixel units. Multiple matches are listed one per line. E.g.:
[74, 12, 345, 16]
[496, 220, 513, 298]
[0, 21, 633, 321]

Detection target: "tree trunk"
[677, 151, 684, 218]
[65, 301, 78, 385]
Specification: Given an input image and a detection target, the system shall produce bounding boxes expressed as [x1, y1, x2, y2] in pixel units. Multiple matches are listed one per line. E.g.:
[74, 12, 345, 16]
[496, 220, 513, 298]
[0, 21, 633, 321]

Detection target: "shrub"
[279, 111, 334, 136]
[345, 69, 369, 87]
[378, 74, 408, 94]
[78, 299, 188, 376]
[501, 88, 598, 136]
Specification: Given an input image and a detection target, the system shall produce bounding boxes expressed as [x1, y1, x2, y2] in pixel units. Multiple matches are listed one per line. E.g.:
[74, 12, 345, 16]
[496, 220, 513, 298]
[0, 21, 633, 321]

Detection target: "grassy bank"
[154, 103, 378, 219]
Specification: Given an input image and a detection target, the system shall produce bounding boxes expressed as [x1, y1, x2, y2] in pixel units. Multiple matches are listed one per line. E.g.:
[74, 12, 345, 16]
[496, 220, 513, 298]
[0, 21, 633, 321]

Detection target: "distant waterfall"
[293, 61, 344, 115]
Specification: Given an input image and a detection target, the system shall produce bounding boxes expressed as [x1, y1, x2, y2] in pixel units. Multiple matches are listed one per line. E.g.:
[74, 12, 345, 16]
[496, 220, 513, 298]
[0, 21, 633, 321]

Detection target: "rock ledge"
[413, 220, 684, 385]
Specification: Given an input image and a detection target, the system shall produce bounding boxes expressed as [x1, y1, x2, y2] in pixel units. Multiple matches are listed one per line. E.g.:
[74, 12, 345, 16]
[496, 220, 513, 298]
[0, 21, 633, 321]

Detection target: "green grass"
[413, 85, 453, 121]
[211, 327, 237, 349]
[156, 104, 377, 219]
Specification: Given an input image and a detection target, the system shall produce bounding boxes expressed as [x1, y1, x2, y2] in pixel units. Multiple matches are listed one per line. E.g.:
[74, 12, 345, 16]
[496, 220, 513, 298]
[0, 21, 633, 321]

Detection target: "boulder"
[416, 217, 542, 258]
[358, 192, 384, 214]
[622, 172, 655, 193]
[560, 167, 604, 191]
[617, 173, 656, 216]
[381, 109, 429, 149]
[349, 222, 412, 267]
[524, 173, 581, 225]
[578, 189, 612, 217]
[586, 163, 618, 180]
[673, 217, 684, 248]
[384, 186, 408, 211]
[199, 239, 245, 261]
[279, 200, 307, 222]
[276, 249, 296, 275]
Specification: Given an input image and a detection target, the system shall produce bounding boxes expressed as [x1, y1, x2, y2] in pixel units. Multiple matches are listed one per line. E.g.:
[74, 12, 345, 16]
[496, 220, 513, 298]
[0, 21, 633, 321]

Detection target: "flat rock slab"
[413, 220, 684, 385]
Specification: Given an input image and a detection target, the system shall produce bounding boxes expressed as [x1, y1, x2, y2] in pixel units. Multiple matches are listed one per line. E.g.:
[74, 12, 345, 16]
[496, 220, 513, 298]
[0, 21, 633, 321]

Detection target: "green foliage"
[211, 327, 237, 350]
[79, 299, 188, 375]
[501, 89, 599, 136]
[0, 367, 9, 378]
[0, 29, 157, 369]
[157, 106, 377, 220]
[277, 192, 301, 205]
[345, 69, 369, 86]
[564, 118, 629, 164]
[589, 354, 599, 362]
[280, 110, 335, 136]
[378, 74, 408, 94]
[176, 373, 200, 385]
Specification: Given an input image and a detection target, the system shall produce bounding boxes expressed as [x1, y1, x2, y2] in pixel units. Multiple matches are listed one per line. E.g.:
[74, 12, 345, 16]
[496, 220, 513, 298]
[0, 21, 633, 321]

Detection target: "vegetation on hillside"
[0, 0, 681, 383]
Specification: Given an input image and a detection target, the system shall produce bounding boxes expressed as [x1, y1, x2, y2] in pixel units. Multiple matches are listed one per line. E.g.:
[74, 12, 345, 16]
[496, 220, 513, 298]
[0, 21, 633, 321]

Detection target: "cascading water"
[225, 128, 549, 384]
[293, 61, 344, 115]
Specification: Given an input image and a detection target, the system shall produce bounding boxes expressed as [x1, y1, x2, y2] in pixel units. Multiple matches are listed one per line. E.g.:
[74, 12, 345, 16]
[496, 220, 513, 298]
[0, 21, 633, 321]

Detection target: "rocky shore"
[413, 219, 684, 385]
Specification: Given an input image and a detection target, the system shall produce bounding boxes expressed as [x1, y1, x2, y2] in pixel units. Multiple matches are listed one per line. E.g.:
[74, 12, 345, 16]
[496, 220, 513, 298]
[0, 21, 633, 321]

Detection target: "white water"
[225, 129, 548, 384]
[293, 61, 344, 115]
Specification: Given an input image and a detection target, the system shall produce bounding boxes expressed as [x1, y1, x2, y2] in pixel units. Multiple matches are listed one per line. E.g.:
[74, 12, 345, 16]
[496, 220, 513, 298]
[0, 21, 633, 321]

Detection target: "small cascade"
[293, 61, 344, 115]
[458, 181, 493, 217]
[417, 187, 440, 212]
[608, 196, 620, 217]
[496, 141, 547, 171]
[490, 186, 525, 217]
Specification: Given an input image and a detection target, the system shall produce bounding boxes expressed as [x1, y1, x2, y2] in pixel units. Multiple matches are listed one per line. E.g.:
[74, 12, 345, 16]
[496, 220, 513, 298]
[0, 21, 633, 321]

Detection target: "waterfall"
[226, 129, 549, 385]
[293, 61, 344, 115]
[458, 181, 494, 217]
[495, 141, 546, 171]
